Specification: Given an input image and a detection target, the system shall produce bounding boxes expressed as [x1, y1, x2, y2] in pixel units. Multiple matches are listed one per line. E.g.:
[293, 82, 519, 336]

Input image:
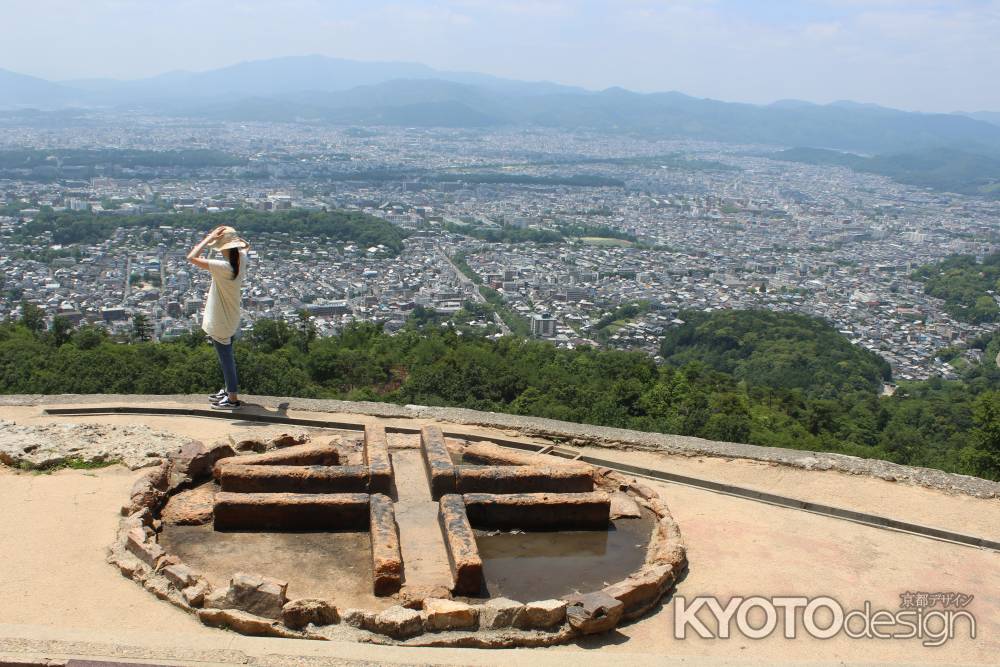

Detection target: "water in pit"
[474, 509, 654, 601]
[158, 524, 392, 610]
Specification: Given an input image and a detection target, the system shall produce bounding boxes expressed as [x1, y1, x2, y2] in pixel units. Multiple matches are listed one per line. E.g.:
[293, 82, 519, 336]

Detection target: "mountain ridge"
[3, 56, 1000, 155]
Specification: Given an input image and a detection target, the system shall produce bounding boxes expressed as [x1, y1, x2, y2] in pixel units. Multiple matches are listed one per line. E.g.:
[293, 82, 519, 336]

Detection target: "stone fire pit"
[109, 421, 687, 647]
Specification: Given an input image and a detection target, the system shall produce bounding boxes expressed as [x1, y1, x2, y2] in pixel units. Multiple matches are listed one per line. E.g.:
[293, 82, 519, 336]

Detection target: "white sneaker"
[211, 397, 243, 410]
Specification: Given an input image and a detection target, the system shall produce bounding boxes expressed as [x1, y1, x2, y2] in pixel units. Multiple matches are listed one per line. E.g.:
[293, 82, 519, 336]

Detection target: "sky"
[4, 0, 1000, 112]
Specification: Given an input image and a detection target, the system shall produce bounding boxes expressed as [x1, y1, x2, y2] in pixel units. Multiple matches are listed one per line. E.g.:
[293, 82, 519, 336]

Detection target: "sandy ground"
[1, 405, 999, 666]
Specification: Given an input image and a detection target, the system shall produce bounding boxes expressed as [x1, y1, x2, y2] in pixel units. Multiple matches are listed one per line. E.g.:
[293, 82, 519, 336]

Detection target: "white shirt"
[201, 252, 247, 344]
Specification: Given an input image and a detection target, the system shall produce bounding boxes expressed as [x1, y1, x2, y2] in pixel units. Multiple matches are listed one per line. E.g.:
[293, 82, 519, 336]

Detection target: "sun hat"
[208, 226, 249, 252]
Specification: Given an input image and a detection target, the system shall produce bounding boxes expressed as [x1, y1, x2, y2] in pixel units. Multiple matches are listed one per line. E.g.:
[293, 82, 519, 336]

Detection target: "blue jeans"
[212, 339, 238, 395]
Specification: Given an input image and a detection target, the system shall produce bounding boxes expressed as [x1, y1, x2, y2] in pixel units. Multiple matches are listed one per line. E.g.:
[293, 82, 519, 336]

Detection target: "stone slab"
[214, 442, 340, 473]
[217, 464, 369, 494]
[368, 493, 402, 596]
[212, 492, 370, 530]
[455, 464, 593, 494]
[462, 492, 611, 530]
[437, 494, 483, 596]
[364, 424, 393, 495]
[420, 425, 456, 500]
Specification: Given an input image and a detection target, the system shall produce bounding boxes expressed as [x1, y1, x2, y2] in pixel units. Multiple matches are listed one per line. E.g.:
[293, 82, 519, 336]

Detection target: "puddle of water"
[474, 509, 654, 601]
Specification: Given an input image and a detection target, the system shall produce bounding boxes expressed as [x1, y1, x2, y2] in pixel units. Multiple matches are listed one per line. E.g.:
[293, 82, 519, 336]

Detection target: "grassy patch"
[15, 457, 123, 474]
[575, 236, 635, 247]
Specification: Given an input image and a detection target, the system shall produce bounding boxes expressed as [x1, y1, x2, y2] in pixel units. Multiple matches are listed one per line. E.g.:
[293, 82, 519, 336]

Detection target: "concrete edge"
[14, 393, 998, 500]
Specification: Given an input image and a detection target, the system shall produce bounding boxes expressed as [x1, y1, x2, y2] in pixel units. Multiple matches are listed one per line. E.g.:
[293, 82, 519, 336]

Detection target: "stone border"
[107, 425, 688, 648]
[437, 494, 484, 596]
[369, 493, 403, 596]
[22, 393, 998, 498]
[364, 425, 393, 495]
[420, 425, 456, 499]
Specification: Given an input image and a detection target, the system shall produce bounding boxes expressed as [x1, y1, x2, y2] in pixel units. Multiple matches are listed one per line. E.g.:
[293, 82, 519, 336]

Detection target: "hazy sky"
[5, 0, 1000, 112]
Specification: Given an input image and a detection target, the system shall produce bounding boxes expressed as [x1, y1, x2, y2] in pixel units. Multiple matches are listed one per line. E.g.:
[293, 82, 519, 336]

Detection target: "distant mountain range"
[3, 55, 1000, 157]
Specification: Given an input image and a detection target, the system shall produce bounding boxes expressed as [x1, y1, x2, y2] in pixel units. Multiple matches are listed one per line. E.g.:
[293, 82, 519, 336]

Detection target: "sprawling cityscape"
[2, 114, 998, 382]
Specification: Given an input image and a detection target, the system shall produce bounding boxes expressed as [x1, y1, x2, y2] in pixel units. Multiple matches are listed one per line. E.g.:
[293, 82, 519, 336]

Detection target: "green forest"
[912, 253, 1000, 323]
[773, 147, 1000, 199]
[2, 307, 999, 481]
[15, 210, 409, 254]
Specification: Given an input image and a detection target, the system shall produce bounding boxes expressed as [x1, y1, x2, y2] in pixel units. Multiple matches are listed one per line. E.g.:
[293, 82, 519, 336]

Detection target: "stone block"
[478, 597, 524, 629]
[162, 563, 196, 589]
[602, 564, 674, 618]
[270, 433, 309, 449]
[564, 591, 624, 635]
[369, 493, 402, 596]
[648, 515, 687, 569]
[182, 579, 210, 607]
[521, 599, 567, 629]
[235, 438, 267, 453]
[423, 598, 478, 631]
[218, 441, 341, 470]
[125, 465, 168, 515]
[205, 572, 288, 619]
[609, 491, 642, 519]
[421, 425, 456, 499]
[396, 585, 452, 609]
[437, 494, 483, 596]
[282, 598, 339, 629]
[125, 527, 164, 568]
[197, 608, 279, 636]
[455, 464, 594, 494]
[371, 605, 423, 639]
[462, 492, 610, 530]
[213, 492, 370, 531]
[364, 424, 393, 495]
[341, 608, 374, 628]
[160, 483, 216, 525]
[217, 464, 369, 494]
[461, 441, 591, 470]
[171, 440, 235, 481]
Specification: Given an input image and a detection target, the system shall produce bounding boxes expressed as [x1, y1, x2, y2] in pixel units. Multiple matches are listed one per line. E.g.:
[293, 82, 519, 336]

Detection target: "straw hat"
[208, 226, 249, 252]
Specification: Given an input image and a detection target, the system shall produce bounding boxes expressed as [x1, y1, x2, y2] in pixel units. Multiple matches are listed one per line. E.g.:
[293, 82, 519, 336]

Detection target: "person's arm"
[187, 227, 225, 270]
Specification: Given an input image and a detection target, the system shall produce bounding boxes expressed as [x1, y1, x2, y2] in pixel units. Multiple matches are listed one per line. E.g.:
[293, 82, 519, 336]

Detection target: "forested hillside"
[2, 307, 998, 481]
[912, 253, 1000, 323]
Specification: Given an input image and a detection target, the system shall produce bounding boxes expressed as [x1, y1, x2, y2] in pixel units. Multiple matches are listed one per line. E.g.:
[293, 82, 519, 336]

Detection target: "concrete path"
[389, 446, 454, 591]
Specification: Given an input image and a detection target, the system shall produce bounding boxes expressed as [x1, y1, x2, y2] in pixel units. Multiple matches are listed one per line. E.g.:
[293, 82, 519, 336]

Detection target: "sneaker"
[209, 388, 226, 401]
[211, 397, 243, 410]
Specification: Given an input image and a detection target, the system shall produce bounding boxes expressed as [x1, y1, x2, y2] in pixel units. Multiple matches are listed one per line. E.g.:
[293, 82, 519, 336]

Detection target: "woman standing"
[187, 225, 250, 410]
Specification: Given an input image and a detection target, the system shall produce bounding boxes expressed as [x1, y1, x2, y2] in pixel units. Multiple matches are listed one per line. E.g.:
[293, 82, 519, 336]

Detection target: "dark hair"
[226, 248, 241, 279]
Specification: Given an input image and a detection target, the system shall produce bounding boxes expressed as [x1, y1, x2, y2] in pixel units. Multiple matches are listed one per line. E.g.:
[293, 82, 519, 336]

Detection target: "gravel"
[0, 418, 198, 470]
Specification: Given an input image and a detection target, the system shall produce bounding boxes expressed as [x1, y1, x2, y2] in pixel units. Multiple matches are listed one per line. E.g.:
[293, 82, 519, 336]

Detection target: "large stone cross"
[210, 424, 611, 597]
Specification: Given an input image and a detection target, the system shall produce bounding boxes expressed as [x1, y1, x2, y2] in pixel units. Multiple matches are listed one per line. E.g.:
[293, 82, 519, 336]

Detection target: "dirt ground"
[1, 404, 998, 666]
